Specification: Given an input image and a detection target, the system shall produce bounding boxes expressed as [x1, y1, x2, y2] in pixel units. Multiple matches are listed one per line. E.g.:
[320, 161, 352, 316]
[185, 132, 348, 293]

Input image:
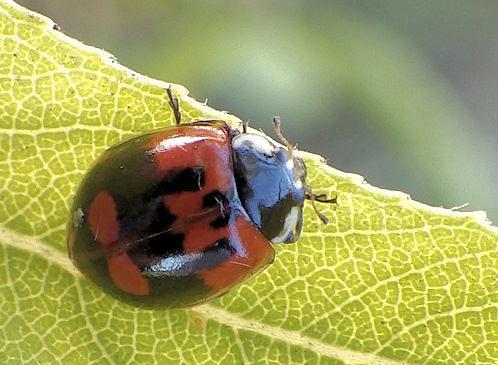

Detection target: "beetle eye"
[270, 206, 303, 244]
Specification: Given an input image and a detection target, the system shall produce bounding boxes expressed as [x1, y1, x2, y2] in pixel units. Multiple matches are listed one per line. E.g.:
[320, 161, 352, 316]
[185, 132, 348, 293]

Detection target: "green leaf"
[1, 1, 497, 364]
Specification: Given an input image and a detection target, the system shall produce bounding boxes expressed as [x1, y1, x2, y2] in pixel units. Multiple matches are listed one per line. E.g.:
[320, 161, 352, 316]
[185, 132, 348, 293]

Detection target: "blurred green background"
[16, 0, 498, 223]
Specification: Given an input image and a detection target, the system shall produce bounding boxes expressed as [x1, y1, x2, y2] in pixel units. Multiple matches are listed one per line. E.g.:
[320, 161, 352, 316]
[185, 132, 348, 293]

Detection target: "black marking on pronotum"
[259, 194, 296, 241]
[203, 190, 231, 228]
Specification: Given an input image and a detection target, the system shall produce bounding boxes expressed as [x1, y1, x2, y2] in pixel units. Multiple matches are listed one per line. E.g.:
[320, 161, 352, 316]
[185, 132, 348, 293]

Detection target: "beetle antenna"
[167, 86, 182, 125]
[273, 116, 294, 154]
[272, 116, 335, 224]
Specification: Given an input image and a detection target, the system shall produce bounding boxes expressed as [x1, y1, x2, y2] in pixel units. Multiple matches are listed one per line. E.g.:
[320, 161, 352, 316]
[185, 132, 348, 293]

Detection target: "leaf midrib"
[2, 224, 404, 365]
[193, 305, 404, 364]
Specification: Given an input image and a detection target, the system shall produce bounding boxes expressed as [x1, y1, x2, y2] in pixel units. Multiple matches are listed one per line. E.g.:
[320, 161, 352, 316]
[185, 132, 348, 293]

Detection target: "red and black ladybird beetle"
[67, 88, 334, 308]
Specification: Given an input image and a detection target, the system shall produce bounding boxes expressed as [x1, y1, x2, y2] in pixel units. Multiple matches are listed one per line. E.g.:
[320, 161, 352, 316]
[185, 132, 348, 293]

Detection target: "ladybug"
[67, 88, 334, 308]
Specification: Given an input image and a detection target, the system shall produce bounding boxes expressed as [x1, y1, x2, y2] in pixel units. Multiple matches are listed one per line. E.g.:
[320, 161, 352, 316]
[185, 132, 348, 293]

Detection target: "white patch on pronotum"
[285, 159, 294, 171]
[232, 135, 274, 157]
[293, 179, 303, 190]
[271, 206, 300, 244]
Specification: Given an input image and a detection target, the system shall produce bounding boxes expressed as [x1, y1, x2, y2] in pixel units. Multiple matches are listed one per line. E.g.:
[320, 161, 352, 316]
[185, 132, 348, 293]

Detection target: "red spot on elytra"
[88, 191, 119, 246]
[88, 191, 149, 295]
[199, 217, 274, 295]
[108, 254, 149, 296]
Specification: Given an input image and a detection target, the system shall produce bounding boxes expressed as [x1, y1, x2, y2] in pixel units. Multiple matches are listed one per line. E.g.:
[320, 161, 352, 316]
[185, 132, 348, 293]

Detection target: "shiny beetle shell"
[67, 119, 315, 308]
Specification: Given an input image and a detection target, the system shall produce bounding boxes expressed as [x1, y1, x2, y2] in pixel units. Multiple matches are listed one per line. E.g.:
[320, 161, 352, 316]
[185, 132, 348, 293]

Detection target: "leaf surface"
[1, 1, 497, 364]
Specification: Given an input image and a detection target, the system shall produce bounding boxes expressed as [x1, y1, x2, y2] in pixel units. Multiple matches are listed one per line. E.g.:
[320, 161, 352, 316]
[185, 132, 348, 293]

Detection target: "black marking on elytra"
[204, 238, 233, 254]
[203, 190, 231, 228]
[198, 238, 234, 269]
[147, 203, 184, 253]
[128, 229, 185, 269]
[147, 230, 185, 258]
[126, 202, 184, 268]
[148, 200, 177, 231]
[141, 238, 234, 278]
[211, 214, 230, 229]
[146, 167, 206, 200]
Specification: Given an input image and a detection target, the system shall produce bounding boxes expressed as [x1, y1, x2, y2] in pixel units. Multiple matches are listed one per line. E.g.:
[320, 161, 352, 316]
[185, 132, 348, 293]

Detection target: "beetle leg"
[305, 185, 337, 225]
[167, 86, 182, 125]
